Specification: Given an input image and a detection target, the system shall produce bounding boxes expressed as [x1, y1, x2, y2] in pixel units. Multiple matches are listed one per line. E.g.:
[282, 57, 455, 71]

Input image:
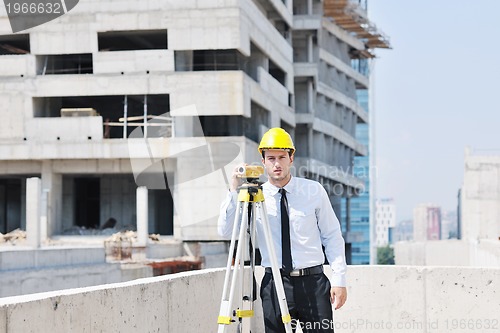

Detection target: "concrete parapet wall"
[26, 117, 104, 142]
[336, 266, 500, 333]
[0, 55, 36, 77]
[0, 269, 227, 333]
[93, 50, 175, 74]
[0, 266, 498, 332]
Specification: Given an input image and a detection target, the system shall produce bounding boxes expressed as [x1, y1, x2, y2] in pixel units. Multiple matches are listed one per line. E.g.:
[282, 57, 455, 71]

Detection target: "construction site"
[1, 1, 499, 333]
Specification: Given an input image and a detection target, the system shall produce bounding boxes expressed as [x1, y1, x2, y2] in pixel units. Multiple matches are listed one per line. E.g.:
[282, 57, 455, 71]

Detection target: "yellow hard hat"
[258, 128, 295, 154]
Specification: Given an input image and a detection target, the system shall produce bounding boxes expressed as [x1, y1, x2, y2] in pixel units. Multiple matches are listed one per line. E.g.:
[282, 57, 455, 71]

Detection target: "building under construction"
[0, 0, 389, 295]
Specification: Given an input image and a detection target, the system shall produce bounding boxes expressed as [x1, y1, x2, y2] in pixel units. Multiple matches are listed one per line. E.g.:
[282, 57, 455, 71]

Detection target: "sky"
[367, 0, 500, 221]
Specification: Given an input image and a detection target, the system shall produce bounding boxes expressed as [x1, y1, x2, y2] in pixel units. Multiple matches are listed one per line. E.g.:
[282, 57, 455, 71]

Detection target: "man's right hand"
[229, 164, 247, 191]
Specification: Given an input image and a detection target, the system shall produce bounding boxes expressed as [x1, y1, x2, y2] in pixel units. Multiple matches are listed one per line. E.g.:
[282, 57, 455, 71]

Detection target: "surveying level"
[217, 177, 293, 333]
[236, 165, 264, 180]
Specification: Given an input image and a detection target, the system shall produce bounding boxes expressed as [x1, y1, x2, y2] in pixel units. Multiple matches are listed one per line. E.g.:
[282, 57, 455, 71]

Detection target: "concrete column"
[40, 189, 48, 243]
[307, 34, 313, 63]
[307, 80, 314, 114]
[174, 117, 195, 137]
[175, 50, 193, 71]
[248, 48, 267, 80]
[270, 108, 281, 128]
[41, 161, 62, 238]
[307, 0, 313, 15]
[173, 184, 182, 240]
[123, 95, 128, 139]
[136, 186, 148, 246]
[26, 177, 41, 248]
[20, 179, 26, 230]
[307, 125, 314, 159]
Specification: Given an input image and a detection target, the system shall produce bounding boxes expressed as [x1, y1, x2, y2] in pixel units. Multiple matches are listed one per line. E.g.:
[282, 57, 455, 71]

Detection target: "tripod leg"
[219, 201, 253, 333]
[218, 201, 244, 331]
[258, 203, 294, 333]
[232, 201, 255, 333]
[238, 203, 258, 333]
[250, 203, 257, 302]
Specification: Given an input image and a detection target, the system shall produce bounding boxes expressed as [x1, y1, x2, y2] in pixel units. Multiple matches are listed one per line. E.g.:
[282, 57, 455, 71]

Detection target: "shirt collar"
[263, 176, 296, 195]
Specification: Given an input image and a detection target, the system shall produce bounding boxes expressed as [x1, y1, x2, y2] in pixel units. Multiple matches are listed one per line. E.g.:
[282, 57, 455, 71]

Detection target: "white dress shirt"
[218, 176, 347, 287]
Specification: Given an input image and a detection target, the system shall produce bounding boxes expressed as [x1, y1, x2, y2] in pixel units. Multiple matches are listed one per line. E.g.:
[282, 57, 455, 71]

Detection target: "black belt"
[265, 265, 323, 277]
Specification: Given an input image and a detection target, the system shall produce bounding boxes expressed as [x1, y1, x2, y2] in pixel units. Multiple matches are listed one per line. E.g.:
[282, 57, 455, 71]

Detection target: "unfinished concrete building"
[0, 0, 389, 293]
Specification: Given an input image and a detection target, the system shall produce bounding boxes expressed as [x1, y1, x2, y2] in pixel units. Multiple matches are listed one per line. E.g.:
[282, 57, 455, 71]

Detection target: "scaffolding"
[324, 0, 391, 54]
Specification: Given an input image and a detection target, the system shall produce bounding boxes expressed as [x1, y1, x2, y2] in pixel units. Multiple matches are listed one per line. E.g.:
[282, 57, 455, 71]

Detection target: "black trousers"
[260, 272, 334, 333]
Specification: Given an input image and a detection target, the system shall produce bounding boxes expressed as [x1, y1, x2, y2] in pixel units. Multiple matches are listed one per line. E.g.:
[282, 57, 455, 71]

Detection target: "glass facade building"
[341, 89, 371, 265]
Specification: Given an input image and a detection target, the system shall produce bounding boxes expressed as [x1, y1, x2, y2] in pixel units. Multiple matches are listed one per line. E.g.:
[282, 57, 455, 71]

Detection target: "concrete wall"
[395, 240, 470, 266]
[0, 247, 121, 298]
[470, 239, 500, 267]
[0, 262, 123, 298]
[395, 239, 500, 267]
[0, 247, 155, 298]
[0, 247, 106, 270]
[0, 266, 498, 333]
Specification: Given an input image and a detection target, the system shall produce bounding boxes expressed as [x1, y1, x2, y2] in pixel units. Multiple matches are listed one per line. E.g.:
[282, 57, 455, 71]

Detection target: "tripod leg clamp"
[236, 309, 254, 318]
[217, 316, 232, 325]
[282, 314, 292, 324]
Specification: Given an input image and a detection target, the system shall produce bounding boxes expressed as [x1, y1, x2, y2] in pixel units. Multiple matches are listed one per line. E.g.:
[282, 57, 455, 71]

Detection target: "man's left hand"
[330, 287, 347, 310]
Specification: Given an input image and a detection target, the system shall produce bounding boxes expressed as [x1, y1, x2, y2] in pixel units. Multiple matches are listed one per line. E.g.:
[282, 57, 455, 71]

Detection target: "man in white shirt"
[218, 128, 347, 333]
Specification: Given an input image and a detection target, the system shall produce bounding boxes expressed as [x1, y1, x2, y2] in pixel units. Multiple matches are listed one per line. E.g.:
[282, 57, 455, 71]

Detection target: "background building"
[460, 147, 500, 242]
[392, 219, 413, 242]
[0, 0, 389, 296]
[413, 203, 441, 241]
[395, 147, 500, 266]
[440, 210, 458, 240]
[375, 198, 396, 247]
[340, 88, 371, 264]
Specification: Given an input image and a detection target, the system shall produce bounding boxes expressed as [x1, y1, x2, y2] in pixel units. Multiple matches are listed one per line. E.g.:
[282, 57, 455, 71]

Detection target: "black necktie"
[279, 188, 293, 272]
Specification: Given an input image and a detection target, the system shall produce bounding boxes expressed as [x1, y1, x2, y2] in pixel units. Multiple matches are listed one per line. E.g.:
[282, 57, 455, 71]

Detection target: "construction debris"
[149, 233, 161, 242]
[148, 256, 202, 276]
[0, 229, 27, 245]
[104, 231, 137, 260]
[105, 230, 137, 243]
